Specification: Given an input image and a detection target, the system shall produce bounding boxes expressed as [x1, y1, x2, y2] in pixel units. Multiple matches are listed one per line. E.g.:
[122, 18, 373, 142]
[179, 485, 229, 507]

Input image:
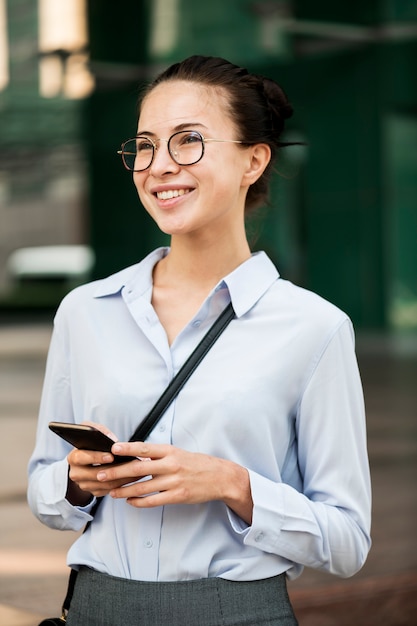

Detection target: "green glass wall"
[83, 0, 417, 330]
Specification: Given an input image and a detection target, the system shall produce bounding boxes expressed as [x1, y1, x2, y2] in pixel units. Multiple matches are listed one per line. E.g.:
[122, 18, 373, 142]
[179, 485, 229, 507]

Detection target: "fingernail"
[112, 444, 122, 453]
[102, 454, 112, 463]
[97, 471, 106, 481]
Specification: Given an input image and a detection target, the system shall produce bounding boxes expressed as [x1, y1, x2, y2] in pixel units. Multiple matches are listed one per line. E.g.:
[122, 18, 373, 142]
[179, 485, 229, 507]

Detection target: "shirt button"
[144, 539, 153, 548]
[254, 532, 264, 543]
[192, 320, 201, 327]
[159, 424, 166, 432]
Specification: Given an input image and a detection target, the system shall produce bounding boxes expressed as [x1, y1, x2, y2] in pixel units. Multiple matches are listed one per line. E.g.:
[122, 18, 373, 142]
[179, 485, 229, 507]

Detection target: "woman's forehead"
[138, 81, 230, 133]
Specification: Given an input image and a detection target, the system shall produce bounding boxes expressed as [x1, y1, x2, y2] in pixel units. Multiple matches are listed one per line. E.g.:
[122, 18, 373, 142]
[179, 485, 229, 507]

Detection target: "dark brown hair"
[141, 55, 296, 212]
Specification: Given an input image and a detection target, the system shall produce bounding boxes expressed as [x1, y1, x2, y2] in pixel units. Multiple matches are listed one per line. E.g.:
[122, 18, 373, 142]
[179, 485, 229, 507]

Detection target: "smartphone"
[49, 422, 137, 465]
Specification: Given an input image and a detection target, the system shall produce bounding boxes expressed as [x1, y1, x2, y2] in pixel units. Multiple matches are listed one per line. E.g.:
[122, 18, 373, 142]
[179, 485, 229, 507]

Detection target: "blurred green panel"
[295, 0, 381, 24]
[383, 0, 417, 20]
[298, 48, 385, 327]
[155, 0, 292, 64]
[84, 89, 165, 280]
[85, 1, 166, 280]
[88, 2, 147, 64]
[6, 0, 39, 95]
[381, 41, 417, 108]
[252, 47, 386, 327]
[384, 114, 417, 329]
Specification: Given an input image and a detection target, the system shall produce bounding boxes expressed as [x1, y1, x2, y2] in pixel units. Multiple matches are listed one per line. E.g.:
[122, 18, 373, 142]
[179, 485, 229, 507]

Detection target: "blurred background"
[0, 1, 416, 625]
[0, 0, 416, 330]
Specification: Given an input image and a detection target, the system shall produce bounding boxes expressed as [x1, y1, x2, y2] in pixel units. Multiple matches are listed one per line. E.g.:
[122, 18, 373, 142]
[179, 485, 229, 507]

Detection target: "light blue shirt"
[28, 248, 371, 582]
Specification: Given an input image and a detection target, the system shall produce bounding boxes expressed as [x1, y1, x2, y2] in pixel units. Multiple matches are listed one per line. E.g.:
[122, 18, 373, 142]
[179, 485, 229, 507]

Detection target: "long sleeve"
[243, 320, 371, 578]
[27, 318, 96, 531]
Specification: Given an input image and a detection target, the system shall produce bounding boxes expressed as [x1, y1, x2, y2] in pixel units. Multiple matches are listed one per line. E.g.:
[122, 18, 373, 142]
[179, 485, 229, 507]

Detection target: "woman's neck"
[159, 232, 251, 291]
[151, 231, 250, 344]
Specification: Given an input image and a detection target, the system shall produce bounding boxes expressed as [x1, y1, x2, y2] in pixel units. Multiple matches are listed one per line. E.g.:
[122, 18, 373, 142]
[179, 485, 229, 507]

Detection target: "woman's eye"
[137, 139, 153, 152]
[181, 132, 201, 145]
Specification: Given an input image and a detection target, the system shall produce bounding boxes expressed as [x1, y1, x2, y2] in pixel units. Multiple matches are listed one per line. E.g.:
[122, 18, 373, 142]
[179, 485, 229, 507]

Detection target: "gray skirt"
[66, 566, 298, 626]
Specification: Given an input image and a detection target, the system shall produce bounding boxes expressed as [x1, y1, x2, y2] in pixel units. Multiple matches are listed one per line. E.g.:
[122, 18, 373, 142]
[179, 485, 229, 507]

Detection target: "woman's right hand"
[65, 422, 138, 506]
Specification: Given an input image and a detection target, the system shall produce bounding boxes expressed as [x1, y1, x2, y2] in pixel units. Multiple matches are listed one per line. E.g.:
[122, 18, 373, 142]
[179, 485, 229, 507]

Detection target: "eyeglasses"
[117, 129, 244, 172]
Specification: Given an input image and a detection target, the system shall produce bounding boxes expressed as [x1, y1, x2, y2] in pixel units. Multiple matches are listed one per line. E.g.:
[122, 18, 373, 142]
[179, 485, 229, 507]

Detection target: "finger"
[96, 459, 149, 483]
[81, 420, 119, 442]
[69, 448, 114, 467]
[70, 469, 134, 496]
[121, 483, 186, 508]
[109, 475, 157, 499]
[109, 471, 181, 501]
[111, 442, 170, 460]
[126, 492, 168, 508]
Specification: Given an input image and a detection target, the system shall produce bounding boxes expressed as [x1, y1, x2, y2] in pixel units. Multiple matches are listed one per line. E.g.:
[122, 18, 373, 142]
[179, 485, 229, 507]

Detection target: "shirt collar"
[221, 251, 279, 317]
[93, 248, 169, 298]
[93, 247, 279, 318]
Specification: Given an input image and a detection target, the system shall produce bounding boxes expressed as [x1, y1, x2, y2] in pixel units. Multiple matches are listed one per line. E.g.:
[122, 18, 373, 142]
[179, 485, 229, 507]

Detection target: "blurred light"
[38, 0, 87, 52]
[38, 0, 94, 98]
[150, 0, 179, 57]
[7, 245, 95, 280]
[0, 0, 8, 90]
[38, 55, 62, 98]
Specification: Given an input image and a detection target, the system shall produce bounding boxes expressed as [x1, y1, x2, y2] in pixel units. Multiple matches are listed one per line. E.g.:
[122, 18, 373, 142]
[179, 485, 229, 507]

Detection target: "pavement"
[0, 321, 416, 625]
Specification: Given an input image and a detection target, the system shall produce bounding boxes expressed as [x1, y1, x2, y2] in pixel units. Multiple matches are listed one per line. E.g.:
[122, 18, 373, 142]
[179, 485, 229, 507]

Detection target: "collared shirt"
[28, 248, 371, 582]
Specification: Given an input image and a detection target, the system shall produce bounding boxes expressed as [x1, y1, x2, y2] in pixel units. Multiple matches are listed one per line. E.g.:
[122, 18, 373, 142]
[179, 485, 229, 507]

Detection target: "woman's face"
[133, 80, 255, 239]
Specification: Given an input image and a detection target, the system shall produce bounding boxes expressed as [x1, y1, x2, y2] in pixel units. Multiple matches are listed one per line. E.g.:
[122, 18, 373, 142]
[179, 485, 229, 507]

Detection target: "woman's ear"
[241, 144, 271, 187]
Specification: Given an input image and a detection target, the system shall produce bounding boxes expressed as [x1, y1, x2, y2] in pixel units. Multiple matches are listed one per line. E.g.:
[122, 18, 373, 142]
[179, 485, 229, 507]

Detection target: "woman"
[28, 55, 371, 625]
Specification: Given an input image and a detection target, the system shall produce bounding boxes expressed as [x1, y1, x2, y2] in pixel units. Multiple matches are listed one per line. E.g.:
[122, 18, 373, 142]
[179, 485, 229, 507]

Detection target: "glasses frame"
[117, 129, 245, 172]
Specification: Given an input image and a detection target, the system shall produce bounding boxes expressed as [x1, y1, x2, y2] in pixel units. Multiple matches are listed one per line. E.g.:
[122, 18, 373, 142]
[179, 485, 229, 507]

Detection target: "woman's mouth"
[156, 189, 191, 200]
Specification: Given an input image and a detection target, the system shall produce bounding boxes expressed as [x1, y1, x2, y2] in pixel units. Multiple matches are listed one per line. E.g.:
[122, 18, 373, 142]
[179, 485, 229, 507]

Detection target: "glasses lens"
[122, 138, 154, 171]
[169, 131, 203, 165]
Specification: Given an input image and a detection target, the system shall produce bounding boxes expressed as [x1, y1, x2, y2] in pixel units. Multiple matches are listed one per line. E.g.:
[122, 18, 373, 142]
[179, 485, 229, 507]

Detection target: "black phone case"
[48, 422, 137, 464]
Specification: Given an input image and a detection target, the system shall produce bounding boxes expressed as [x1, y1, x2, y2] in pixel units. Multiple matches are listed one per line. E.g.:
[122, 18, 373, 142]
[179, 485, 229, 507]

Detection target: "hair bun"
[279, 100, 294, 121]
[261, 77, 293, 121]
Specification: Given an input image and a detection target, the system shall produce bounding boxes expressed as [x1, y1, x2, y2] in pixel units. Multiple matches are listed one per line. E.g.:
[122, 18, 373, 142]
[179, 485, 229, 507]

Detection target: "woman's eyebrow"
[136, 122, 207, 136]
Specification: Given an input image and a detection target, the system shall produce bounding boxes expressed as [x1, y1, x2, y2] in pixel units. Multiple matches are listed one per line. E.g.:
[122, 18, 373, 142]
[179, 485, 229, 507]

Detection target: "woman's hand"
[96, 441, 254, 524]
[65, 422, 138, 506]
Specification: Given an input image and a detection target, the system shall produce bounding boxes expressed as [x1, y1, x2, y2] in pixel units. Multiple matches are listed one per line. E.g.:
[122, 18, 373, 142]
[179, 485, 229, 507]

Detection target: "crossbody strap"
[61, 303, 235, 619]
[130, 301, 235, 443]
[87, 303, 234, 518]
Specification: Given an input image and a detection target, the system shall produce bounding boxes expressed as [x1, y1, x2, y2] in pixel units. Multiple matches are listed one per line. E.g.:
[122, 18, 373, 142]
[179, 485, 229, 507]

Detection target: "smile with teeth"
[156, 189, 190, 200]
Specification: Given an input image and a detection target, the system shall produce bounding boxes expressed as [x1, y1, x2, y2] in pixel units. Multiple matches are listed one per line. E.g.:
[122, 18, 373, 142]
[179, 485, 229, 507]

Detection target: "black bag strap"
[61, 568, 78, 620]
[129, 301, 235, 443]
[59, 302, 235, 621]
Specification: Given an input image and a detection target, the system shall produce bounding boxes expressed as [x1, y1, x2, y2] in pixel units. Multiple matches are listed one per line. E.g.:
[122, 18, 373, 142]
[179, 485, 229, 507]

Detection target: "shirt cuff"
[37, 458, 97, 530]
[243, 469, 285, 551]
[225, 468, 285, 545]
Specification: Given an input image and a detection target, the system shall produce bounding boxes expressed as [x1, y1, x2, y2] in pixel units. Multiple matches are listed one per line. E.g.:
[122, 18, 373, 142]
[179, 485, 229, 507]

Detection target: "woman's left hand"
[96, 442, 253, 524]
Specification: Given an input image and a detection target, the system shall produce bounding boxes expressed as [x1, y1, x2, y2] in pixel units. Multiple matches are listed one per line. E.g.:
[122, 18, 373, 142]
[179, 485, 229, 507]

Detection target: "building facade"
[1, 0, 416, 329]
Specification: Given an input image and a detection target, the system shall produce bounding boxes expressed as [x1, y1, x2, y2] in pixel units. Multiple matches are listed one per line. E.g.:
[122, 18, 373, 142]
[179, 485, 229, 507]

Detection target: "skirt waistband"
[66, 566, 299, 626]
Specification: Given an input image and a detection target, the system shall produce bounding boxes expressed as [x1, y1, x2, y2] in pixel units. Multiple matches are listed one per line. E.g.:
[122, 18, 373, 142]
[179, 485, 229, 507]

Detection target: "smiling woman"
[128, 79, 272, 255]
[28, 55, 371, 626]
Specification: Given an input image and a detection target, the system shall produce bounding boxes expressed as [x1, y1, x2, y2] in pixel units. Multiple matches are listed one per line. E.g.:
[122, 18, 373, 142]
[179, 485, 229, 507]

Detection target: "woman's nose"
[150, 140, 180, 175]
